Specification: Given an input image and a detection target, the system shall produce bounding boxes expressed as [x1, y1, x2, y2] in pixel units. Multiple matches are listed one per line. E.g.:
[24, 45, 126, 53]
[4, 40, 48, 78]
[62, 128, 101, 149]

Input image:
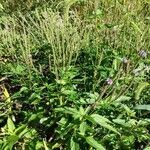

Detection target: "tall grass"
[0, 1, 149, 149]
[0, 0, 149, 84]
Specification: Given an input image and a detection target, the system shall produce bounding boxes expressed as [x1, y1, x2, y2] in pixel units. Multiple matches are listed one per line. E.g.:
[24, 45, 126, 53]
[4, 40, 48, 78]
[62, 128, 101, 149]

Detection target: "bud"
[106, 78, 113, 85]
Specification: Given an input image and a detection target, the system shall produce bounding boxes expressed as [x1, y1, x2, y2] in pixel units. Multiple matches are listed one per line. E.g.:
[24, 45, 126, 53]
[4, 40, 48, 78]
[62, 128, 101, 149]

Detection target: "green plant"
[0, 0, 149, 149]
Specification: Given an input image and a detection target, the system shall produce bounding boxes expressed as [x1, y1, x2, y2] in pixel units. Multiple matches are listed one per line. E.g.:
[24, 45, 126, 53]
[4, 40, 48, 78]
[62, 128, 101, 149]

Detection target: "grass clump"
[0, 0, 150, 149]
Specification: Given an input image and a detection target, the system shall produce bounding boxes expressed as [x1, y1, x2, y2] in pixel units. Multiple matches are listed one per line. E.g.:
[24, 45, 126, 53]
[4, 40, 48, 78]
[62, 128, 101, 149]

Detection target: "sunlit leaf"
[7, 117, 15, 133]
[70, 137, 80, 150]
[135, 82, 149, 100]
[36, 142, 44, 150]
[135, 105, 150, 111]
[55, 107, 79, 116]
[15, 125, 29, 138]
[3, 87, 11, 102]
[52, 143, 61, 149]
[86, 136, 105, 150]
[6, 135, 19, 150]
[0, 3, 4, 10]
[144, 147, 150, 150]
[79, 122, 87, 136]
[114, 96, 131, 103]
[43, 140, 49, 150]
[88, 114, 120, 135]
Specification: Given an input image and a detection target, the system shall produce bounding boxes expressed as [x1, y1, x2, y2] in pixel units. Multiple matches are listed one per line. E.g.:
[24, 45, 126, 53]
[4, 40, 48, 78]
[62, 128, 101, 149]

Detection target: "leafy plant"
[0, 0, 149, 149]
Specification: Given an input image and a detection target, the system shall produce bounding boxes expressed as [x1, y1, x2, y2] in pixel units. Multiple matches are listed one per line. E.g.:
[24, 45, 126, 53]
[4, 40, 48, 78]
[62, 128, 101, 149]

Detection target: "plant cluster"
[0, 0, 150, 149]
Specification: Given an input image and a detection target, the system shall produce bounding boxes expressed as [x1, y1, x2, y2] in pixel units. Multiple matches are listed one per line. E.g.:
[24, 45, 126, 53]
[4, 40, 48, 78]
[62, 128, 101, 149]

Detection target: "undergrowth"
[0, 0, 150, 150]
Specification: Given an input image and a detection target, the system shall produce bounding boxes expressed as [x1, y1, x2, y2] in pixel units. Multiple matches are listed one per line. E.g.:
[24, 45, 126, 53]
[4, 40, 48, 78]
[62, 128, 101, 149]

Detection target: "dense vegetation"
[0, 0, 150, 149]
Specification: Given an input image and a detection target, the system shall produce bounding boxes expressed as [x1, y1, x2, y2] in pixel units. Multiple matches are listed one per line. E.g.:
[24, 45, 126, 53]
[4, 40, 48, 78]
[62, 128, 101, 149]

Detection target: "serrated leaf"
[7, 117, 15, 133]
[70, 137, 80, 150]
[55, 107, 79, 115]
[113, 119, 126, 125]
[114, 96, 131, 103]
[113, 119, 132, 127]
[89, 114, 120, 135]
[86, 136, 105, 150]
[91, 114, 111, 123]
[135, 82, 149, 100]
[135, 105, 150, 111]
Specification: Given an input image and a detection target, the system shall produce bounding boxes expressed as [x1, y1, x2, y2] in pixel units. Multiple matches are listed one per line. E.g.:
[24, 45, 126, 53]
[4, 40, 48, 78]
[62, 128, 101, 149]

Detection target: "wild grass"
[0, 0, 150, 149]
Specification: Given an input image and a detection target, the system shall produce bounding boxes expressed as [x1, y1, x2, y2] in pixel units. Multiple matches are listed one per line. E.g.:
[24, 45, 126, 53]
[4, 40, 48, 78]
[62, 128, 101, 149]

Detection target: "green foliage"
[135, 82, 150, 100]
[0, 0, 150, 149]
[86, 136, 105, 150]
[135, 105, 150, 111]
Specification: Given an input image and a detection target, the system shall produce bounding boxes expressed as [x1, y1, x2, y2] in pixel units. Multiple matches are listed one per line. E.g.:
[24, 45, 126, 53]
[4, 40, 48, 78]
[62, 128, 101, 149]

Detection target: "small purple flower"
[106, 78, 113, 85]
[138, 50, 147, 58]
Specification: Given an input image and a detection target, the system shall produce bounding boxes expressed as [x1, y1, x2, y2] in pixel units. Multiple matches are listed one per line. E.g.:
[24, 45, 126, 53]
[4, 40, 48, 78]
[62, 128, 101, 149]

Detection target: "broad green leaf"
[6, 135, 19, 150]
[89, 114, 120, 135]
[79, 122, 87, 136]
[135, 82, 149, 100]
[15, 125, 29, 138]
[114, 96, 131, 103]
[113, 119, 137, 127]
[91, 114, 111, 123]
[55, 107, 79, 115]
[135, 105, 150, 111]
[35, 142, 44, 150]
[28, 114, 38, 122]
[144, 147, 150, 150]
[7, 117, 15, 133]
[122, 104, 135, 117]
[113, 119, 127, 126]
[40, 117, 49, 124]
[52, 143, 61, 149]
[70, 137, 80, 150]
[86, 136, 105, 150]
